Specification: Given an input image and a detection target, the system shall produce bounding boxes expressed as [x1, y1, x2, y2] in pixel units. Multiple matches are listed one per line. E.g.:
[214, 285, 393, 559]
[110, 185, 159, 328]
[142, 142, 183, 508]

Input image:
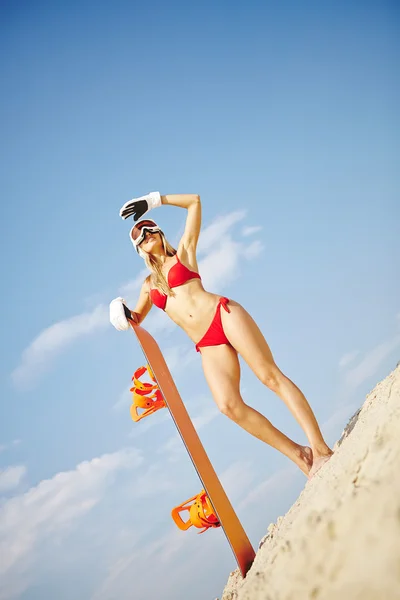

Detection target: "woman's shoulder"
[141, 274, 152, 291]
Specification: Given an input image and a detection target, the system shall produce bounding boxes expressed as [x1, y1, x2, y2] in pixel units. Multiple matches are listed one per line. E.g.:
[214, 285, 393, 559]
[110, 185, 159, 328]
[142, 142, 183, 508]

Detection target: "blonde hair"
[141, 231, 177, 296]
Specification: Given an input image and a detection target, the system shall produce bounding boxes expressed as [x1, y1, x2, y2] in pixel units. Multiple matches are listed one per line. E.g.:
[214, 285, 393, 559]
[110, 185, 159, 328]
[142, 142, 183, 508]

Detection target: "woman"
[110, 192, 333, 478]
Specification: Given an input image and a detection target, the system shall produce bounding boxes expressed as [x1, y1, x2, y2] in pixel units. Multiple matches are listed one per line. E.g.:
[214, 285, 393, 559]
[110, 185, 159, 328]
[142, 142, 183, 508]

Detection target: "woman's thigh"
[220, 301, 279, 382]
[199, 344, 245, 417]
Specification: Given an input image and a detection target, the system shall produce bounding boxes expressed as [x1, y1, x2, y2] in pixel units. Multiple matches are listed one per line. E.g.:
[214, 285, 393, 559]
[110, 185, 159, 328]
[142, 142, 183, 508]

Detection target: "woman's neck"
[151, 250, 168, 263]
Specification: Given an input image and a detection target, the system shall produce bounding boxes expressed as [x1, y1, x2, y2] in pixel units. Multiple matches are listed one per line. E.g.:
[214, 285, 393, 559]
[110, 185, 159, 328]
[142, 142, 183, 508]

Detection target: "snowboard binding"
[130, 365, 166, 422]
[171, 490, 221, 534]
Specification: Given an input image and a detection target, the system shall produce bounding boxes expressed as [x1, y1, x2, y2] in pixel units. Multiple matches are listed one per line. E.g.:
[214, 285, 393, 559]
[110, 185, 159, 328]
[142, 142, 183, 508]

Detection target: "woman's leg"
[200, 343, 313, 476]
[220, 301, 333, 472]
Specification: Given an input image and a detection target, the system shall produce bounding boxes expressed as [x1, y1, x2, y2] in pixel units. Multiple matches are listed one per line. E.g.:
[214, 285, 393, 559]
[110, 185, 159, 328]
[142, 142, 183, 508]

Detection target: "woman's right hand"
[109, 297, 132, 331]
[119, 191, 161, 221]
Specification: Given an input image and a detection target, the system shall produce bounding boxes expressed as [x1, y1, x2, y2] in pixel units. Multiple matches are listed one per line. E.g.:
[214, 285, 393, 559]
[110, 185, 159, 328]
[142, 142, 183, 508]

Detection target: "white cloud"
[113, 386, 133, 412]
[91, 517, 230, 600]
[118, 268, 148, 304]
[128, 410, 171, 439]
[159, 434, 183, 462]
[91, 527, 191, 600]
[191, 406, 219, 430]
[0, 448, 142, 586]
[163, 344, 197, 375]
[242, 225, 263, 237]
[0, 440, 23, 463]
[321, 403, 359, 439]
[243, 239, 264, 259]
[91, 549, 141, 600]
[218, 460, 255, 504]
[338, 350, 360, 369]
[199, 219, 264, 292]
[197, 210, 246, 253]
[0, 465, 27, 493]
[238, 466, 296, 511]
[159, 405, 220, 462]
[199, 237, 242, 291]
[145, 306, 176, 335]
[11, 304, 109, 389]
[130, 464, 175, 498]
[343, 335, 400, 390]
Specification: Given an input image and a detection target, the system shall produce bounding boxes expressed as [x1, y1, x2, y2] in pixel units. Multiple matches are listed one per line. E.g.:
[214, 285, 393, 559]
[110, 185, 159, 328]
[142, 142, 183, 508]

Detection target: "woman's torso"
[147, 251, 222, 343]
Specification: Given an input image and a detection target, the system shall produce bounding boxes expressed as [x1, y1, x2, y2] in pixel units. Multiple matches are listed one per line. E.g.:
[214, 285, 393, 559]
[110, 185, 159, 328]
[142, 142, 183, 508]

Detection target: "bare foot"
[308, 451, 333, 479]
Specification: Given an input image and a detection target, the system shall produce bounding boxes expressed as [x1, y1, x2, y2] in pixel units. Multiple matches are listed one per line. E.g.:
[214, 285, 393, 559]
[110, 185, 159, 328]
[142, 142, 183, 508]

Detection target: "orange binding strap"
[171, 490, 221, 534]
[130, 365, 166, 422]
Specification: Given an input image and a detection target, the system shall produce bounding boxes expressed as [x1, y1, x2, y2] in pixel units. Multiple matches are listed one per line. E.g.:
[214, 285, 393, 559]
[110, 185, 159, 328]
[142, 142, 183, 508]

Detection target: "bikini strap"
[219, 297, 231, 313]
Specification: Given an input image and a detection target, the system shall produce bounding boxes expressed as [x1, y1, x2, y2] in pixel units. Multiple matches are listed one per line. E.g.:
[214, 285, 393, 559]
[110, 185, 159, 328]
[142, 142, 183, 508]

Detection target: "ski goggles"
[130, 219, 163, 252]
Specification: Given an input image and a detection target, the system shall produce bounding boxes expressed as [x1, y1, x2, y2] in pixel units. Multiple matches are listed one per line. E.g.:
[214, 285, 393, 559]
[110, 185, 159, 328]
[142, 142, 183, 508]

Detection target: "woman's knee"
[257, 364, 283, 392]
[218, 397, 246, 422]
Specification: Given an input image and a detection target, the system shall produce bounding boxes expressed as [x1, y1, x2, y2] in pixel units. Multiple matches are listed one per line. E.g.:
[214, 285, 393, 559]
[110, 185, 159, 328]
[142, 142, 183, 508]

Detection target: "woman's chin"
[145, 242, 160, 254]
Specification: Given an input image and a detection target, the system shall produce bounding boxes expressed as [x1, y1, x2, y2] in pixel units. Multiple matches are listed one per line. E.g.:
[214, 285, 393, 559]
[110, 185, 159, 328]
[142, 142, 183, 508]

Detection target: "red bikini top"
[149, 255, 201, 311]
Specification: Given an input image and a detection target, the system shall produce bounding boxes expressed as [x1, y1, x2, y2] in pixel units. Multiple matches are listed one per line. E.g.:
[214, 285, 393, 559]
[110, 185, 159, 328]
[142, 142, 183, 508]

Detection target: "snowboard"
[126, 313, 255, 577]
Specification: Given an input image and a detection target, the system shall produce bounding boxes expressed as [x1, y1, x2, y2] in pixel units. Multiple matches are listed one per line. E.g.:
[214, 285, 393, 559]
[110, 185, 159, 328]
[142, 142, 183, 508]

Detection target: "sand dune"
[220, 364, 400, 600]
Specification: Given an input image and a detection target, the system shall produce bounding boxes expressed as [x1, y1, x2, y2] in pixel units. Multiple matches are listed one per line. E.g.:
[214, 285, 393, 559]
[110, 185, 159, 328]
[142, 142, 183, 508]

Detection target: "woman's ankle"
[311, 443, 333, 458]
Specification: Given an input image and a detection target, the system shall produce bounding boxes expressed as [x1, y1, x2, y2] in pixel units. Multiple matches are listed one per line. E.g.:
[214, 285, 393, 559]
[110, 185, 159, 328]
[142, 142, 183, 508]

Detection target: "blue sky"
[0, 1, 399, 598]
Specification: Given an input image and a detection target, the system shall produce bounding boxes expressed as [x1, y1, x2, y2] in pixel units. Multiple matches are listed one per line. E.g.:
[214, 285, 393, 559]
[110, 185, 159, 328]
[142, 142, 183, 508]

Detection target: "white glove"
[119, 191, 162, 221]
[109, 297, 131, 331]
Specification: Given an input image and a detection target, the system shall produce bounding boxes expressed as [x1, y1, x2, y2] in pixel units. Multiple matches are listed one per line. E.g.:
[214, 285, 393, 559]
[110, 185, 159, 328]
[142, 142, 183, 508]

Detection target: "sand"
[220, 364, 400, 600]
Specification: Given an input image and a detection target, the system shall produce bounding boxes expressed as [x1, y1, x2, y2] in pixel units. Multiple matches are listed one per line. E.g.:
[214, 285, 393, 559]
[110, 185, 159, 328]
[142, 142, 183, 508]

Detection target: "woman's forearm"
[161, 194, 200, 209]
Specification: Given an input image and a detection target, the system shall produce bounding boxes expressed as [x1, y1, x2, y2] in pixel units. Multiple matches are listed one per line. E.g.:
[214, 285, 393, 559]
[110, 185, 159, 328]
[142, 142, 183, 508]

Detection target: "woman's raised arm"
[161, 194, 201, 252]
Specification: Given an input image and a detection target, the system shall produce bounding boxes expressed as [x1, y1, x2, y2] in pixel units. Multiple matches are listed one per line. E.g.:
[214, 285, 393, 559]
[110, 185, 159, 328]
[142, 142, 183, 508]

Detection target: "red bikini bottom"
[195, 297, 231, 352]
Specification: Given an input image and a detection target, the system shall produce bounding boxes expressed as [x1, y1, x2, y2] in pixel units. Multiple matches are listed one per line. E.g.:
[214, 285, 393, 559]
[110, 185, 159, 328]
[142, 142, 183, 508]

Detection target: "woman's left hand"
[109, 297, 131, 330]
[119, 191, 161, 221]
